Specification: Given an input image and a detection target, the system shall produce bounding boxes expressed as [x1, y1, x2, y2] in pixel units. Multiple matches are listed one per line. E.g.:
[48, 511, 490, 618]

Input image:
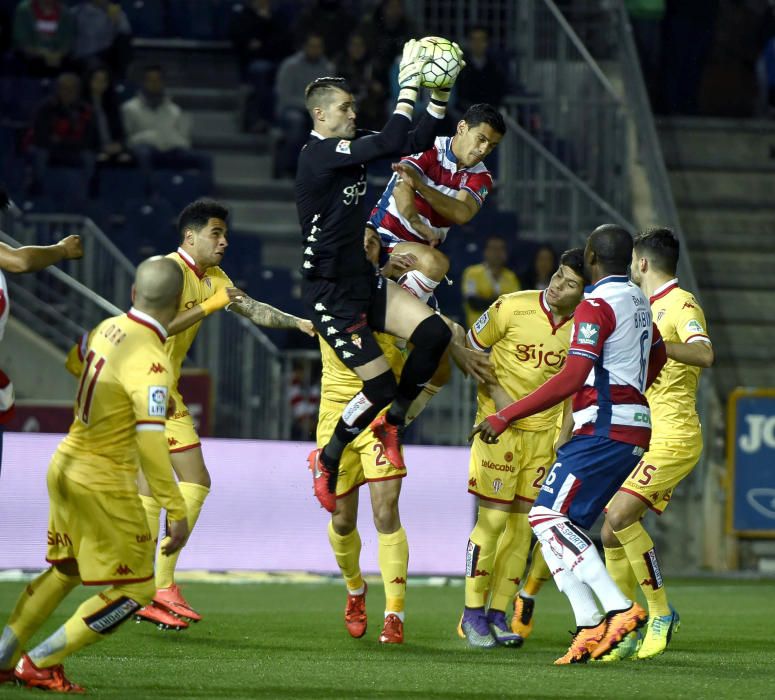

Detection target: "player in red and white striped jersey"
[365, 103, 505, 307]
[471, 225, 668, 665]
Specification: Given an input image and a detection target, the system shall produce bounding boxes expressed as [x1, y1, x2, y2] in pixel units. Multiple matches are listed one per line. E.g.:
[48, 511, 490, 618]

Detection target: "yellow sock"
[0, 568, 79, 670]
[523, 540, 551, 596]
[378, 528, 408, 615]
[29, 580, 154, 668]
[464, 506, 508, 608]
[139, 494, 161, 545]
[489, 513, 532, 612]
[156, 482, 209, 589]
[604, 545, 638, 602]
[327, 521, 364, 592]
[614, 521, 670, 616]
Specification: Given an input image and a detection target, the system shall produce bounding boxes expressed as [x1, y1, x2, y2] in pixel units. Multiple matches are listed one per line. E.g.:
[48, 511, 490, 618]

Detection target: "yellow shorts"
[468, 426, 556, 505]
[45, 452, 154, 585]
[616, 435, 703, 514]
[165, 388, 200, 454]
[317, 401, 406, 497]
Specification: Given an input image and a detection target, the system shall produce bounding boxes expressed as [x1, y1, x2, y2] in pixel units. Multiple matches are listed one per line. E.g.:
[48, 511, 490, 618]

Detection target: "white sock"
[385, 610, 405, 622]
[537, 534, 602, 627]
[347, 585, 365, 596]
[571, 546, 631, 613]
[397, 270, 439, 304]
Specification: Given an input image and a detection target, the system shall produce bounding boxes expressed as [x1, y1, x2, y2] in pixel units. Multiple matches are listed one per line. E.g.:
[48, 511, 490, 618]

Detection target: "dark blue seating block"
[121, 197, 177, 260]
[121, 0, 164, 38]
[155, 170, 210, 212]
[97, 166, 145, 212]
[40, 167, 88, 204]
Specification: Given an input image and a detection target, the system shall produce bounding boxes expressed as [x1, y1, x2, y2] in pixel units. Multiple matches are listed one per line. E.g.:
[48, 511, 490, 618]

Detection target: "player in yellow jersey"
[67, 199, 315, 628]
[318, 332, 411, 644]
[0, 257, 187, 693]
[600, 227, 713, 660]
[460, 248, 585, 647]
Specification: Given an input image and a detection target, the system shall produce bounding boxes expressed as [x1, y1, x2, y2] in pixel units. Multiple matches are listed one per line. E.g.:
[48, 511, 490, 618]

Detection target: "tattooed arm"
[230, 295, 316, 336]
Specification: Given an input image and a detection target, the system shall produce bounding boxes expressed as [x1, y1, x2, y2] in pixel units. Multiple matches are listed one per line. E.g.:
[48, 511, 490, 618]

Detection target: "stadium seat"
[40, 167, 89, 204]
[120, 0, 164, 38]
[96, 166, 145, 213]
[0, 77, 50, 125]
[167, 0, 217, 39]
[154, 170, 211, 212]
[223, 232, 263, 291]
[121, 197, 177, 260]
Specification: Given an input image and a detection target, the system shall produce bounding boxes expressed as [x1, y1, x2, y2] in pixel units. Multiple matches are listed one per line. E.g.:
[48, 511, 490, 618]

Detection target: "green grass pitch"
[0, 578, 772, 699]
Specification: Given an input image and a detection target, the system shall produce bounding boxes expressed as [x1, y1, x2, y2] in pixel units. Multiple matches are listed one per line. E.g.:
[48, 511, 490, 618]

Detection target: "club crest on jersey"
[336, 139, 352, 154]
[148, 385, 168, 417]
[351, 333, 362, 349]
[576, 322, 599, 346]
[474, 311, 489, 334]
[492, 478, 503, 493]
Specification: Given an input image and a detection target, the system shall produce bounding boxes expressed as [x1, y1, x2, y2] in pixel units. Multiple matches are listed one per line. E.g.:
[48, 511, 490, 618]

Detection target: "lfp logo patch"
[576, 322, 599, 346]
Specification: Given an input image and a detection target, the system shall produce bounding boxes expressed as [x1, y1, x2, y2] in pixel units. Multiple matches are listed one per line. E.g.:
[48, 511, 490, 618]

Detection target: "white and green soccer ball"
[417, 36, 463, 89]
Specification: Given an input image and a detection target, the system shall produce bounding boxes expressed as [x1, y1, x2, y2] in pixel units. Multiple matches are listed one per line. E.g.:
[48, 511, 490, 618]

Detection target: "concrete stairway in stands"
[659, 117, 775, 398]
[134, 42, 301, 269]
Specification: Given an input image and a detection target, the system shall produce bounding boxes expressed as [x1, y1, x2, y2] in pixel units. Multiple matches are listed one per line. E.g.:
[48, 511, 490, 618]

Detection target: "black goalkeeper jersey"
[295, 110, 441, 280]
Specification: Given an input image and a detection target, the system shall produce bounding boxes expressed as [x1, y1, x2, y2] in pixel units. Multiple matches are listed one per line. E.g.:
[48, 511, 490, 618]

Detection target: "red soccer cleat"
[134, 602, 189, 630]
[379, 614, 404, 644]
[370, 415, 405, 469]
[153, 584, 202, 622]
[0, 667, 15, 684]
[14, 654, 85, 693]
[308, 448, 337, 512]
[344, 582, 367, 638]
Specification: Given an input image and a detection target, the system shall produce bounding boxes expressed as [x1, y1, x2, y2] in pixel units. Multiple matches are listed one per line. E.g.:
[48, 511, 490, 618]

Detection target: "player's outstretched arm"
[392, 177, 442, 245]
[0, 235, 83, 273]
[166, 286, 245, 336]
[393, 162, 479, 225]
[231, 295, 316, 336]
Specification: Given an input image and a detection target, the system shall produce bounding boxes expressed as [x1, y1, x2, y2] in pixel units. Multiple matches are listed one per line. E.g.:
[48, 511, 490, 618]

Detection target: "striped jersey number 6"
[637, 329, 649, 391]
[75, 350, 106, 425]
[544, 462, 560, 487]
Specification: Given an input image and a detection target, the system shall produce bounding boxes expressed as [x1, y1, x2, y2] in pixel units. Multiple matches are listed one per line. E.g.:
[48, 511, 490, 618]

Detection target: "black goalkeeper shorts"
[302, 273, 389, 370]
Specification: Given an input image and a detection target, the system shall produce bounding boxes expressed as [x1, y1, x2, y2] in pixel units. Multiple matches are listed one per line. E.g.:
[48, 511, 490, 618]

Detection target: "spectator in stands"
[31, 72, 98, 192]
[461, 235, 521, 330]
[521, 244, 557, 291]
[229, 0, 293, 133]
[294, 0, 355, 64]
[358, 0, 415, 85]
[70, 0, 132, 79]
[85, 63, 130, 164]
[274, 32, 333, 177]
[13, 0, 75, 77]
[698, 0, 775, 117]
[335, 32, 386, 131]
[624, 0, 665, 109]
[121, 65, 212, 191]
[454, 26, 507, 116]
[661, 0, 719, 115]
[287, 359, 320, 441]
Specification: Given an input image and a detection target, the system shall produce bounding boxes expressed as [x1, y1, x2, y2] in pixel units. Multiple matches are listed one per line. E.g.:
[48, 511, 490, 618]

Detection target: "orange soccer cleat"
[370, 415, 405, 469]
[344, 582, 367, 638]
[554, 621, 608, 665]
[308, 448, 337, 512]
[14, 654, 85, 693]
[590, 602, 648, 660]
[378, 614, 404, 644]
[135, 602, 189, 630]
[153, 584, 202, 622]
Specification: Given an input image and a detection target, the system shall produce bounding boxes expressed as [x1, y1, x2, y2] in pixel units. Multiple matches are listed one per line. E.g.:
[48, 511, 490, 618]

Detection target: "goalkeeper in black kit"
[296, 40, 479, 512]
